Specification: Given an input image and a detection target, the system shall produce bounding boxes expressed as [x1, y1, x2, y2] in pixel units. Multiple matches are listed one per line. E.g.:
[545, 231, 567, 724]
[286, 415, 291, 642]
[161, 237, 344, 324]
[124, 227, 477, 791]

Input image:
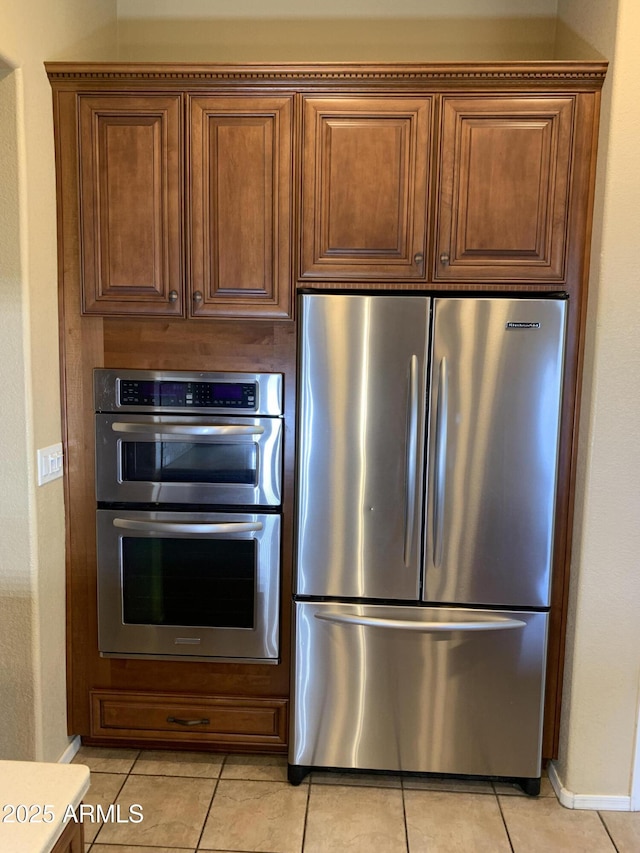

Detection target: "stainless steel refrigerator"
[289, 293, 567, 794]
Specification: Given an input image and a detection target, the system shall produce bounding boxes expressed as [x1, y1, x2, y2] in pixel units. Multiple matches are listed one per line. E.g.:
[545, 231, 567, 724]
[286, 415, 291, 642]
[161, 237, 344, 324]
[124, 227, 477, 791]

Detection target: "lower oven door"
[97, 509, 280, 662]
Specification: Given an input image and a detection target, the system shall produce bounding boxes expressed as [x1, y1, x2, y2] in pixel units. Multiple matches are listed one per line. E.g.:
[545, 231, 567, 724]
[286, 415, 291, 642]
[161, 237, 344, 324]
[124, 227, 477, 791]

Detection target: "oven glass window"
[121, 441, 257, 485]
[122, 537, 255, 628]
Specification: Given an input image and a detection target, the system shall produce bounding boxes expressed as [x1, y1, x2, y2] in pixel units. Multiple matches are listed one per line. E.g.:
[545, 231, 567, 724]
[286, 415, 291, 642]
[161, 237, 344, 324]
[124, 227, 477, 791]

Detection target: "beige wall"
[117, 0, 558, 18]
[114, 0, 559, 62]
[555, 0, 640, 802]
[0, 61, 37, 761]
[0, 1, 116, 762]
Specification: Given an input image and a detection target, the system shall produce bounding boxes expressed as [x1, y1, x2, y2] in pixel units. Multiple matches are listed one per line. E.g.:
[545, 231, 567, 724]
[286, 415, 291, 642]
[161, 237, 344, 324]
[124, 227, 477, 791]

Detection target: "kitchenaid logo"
[505, 321, 541, 330]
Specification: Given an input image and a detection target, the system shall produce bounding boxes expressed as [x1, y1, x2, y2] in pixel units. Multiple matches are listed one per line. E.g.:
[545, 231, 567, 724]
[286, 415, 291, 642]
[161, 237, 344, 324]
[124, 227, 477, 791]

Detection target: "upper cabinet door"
[435, 96, 574, 282]
[189, 95, 293, 319]
[300, 97, 432, 281]
[78, 94, 183, 316]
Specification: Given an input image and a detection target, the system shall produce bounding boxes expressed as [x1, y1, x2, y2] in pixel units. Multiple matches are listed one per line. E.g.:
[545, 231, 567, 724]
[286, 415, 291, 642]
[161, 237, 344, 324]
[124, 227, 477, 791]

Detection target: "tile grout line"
[401, 778, 411, 853]
[193, 751, 227, 853]
[596, 809, 621, 853]
[495, 789, 516, 853]
[299, 774, 312, 853]
[89, 747, 140, 847]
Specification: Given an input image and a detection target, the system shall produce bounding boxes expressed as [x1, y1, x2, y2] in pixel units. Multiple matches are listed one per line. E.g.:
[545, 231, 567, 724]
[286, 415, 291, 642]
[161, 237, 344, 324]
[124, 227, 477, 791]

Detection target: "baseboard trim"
[57, 735, 81, 764]
[548, 761, 633, 811]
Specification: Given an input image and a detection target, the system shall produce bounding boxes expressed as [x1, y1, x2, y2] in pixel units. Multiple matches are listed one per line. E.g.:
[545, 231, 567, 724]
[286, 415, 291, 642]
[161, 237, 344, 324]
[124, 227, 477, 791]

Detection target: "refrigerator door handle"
[433, 356, 448, 567]
[404, 354, 420, 567]
[313, 612, 526, 633]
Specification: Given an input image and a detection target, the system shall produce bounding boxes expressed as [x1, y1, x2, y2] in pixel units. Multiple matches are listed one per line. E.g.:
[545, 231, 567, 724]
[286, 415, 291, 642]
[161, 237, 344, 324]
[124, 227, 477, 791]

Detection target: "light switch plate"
[37, 442, 64, 486]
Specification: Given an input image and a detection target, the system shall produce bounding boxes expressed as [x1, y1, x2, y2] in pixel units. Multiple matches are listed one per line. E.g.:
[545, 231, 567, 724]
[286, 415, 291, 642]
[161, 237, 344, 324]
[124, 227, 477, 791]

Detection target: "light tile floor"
[72, 746, 640, 852]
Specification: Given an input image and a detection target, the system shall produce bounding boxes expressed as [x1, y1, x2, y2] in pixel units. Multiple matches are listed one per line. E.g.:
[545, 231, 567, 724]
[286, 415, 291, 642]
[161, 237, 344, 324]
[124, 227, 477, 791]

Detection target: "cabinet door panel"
[436, 96, 574, 281]
[189, 95, 293, 318]
[301, 97, 431, 280]
[78, 95, 183, 315]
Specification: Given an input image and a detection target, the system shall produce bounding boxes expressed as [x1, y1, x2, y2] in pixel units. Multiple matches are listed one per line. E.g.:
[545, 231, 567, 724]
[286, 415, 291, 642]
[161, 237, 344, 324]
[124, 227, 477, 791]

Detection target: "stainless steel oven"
[97, 509, 280, 662]
[93, 369, 283, 663]
[95, 369, 283, 506]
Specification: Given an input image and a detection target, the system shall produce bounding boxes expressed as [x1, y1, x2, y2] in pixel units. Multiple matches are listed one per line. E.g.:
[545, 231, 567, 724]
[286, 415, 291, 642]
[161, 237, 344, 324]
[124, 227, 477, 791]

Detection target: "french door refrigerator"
[289, 293, 567, 794]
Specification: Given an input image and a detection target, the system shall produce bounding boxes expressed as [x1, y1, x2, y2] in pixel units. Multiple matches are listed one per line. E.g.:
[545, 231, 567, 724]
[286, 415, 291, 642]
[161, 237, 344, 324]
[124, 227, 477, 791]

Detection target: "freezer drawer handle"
[112, 519, 263, 535]
[111, 422, 265, 436]
[433, 356, 448, 567]
[404, 354, 420, 567]
[314, 612, 526, 633]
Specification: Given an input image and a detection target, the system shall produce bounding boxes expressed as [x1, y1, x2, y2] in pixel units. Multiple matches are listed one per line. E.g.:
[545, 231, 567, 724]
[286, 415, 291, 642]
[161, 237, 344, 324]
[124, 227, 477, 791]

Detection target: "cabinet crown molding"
[45, 61, 607, 90]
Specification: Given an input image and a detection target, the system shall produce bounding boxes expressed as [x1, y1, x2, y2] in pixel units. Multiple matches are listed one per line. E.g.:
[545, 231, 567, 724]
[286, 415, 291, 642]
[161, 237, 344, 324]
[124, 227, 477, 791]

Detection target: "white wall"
[0, 1, 117, 762]
[555, 0, 640, 804]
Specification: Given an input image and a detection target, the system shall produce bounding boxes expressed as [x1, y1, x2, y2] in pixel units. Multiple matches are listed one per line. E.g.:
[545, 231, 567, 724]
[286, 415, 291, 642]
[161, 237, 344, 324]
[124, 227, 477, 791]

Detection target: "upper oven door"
[96, 414, 282, 506]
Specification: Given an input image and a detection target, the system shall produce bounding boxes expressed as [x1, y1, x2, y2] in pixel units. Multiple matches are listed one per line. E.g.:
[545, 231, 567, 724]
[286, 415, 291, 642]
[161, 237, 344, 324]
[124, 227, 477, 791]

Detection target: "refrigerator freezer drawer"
[290, 601, 548, 779]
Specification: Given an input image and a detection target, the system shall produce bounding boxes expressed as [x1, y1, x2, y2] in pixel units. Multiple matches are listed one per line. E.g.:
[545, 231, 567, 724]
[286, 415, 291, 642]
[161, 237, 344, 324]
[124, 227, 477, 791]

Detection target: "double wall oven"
[94, 369, 283, 664]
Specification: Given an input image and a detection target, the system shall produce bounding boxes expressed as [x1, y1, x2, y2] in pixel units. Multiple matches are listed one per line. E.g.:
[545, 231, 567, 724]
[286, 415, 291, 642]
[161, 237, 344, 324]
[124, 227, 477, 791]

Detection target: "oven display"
[119, 380, 256, 409]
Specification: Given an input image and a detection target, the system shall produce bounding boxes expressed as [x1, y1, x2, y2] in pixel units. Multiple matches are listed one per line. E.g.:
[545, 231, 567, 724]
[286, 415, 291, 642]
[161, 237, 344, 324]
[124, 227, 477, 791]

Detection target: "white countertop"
[0, 760, 90, 853]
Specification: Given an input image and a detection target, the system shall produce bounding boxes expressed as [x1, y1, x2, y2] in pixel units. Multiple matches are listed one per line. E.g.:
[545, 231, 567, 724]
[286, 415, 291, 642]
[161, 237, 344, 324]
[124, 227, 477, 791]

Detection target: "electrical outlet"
[37, 443, 64, 486]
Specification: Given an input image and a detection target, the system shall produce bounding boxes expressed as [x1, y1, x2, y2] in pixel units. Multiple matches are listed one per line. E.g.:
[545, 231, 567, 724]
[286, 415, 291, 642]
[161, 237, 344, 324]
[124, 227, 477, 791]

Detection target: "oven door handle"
[111, 422, 265, 436]
[112, 519, 264, 535]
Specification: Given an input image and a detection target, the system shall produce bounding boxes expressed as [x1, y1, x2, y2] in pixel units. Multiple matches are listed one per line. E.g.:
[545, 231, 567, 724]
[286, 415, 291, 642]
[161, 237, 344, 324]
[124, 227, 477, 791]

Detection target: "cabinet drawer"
[91, 690, 287, 747]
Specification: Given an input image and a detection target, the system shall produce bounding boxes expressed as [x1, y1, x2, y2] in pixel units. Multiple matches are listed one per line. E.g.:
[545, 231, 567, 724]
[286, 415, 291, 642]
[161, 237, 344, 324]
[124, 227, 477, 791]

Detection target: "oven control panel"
[94, 369, 283, 416]
[119, 380, 256, 410]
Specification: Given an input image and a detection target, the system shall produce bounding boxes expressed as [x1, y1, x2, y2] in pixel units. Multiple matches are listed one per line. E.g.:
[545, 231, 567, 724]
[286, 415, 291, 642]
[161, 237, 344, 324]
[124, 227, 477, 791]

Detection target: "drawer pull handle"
[167, 716, 210, 727]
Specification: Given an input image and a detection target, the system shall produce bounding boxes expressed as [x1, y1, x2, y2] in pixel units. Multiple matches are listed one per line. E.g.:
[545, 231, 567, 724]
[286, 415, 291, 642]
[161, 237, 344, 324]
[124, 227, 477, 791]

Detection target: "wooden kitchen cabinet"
[435, 95, 575, 282]
[300, 96, 432, 281]
[91, 689, 288, 749]
[77, 92, 293, 319]
[189, 95, 293, 318]
[51, 819, 84, 853]
[78, 94, 183, 316]
[47, 59, 605, 761]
